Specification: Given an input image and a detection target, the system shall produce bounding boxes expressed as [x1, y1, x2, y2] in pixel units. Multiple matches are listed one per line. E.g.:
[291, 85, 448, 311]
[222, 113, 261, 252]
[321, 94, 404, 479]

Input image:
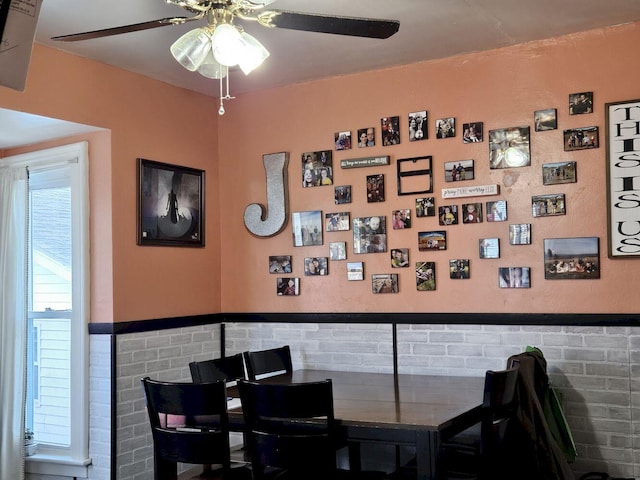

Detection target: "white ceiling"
[35, 0, 640, 98]
[3, 0, 640, 150]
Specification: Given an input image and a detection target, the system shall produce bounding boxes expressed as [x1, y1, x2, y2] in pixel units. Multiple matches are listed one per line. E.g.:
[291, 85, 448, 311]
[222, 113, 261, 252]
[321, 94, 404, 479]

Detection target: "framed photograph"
[418, 230, 446, 251]
[334, 185, 352, 204]
[392, 209, 411, 229]
[569, 92, 593, 115]
[302, 150, 333, 187]
[479, 238, 500, 259]
[416, 262, 436, 291]
[292, 210, 323, 246]
[330, 241, 347, 261]
[353, 216, 387, 254]
[543, 161, 576, 185]
[534, 108, 557, 131]
[357, 127, 375, 147]
[489, 126, 531, 169]
[509, 224, 531, 245]
[449, 259, 470, 279]
[381, 116, 401, 146]
[137, 158, 205, 247]
[462, 203, 483, 223]
[304, 257, 328, 276]
[439, 205, 459, 225]
[563, 126, 599, 151]
[347, 262, 364, 281]
[277, 277, 299, 296]
[416, 197, 436, 217]
[436, 117, 455, 138]
[390, 248, 409, 268]
[372, 274, 398, 293]
[544, 237, 600, 279]
[532, 194, 566, 217]
[325, 211, 350, 232]
[499, 267, 531, 288]
[269, 255, 292, 274]
[444, 160, 474, 182]
[334, 131, 352, 150]
[486, 200, 507, 222]
[366, 174, 385, 203]
[409, 110, 427, 141]
[462, 122, 483, 143]
[605, 99, 640, 257]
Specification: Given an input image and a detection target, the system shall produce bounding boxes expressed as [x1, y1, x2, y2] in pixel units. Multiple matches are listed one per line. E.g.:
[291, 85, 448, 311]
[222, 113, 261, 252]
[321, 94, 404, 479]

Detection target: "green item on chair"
[525, 346, 577, 462]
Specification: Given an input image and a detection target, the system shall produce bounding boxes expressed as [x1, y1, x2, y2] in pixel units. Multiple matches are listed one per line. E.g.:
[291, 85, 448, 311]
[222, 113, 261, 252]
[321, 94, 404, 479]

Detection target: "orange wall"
[0, 45, 222, 322]
[218, 22, 640, 313]
[2, 24, 640, 323]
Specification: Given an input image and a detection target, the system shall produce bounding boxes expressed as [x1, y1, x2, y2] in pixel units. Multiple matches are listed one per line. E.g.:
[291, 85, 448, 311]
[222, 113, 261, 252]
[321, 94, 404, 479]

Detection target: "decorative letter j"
[244, 152, 289, 237]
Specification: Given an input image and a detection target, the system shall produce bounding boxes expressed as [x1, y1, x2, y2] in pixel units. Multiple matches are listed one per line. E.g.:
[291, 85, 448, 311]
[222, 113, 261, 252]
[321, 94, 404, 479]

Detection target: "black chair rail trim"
[88, 312, 640, 335]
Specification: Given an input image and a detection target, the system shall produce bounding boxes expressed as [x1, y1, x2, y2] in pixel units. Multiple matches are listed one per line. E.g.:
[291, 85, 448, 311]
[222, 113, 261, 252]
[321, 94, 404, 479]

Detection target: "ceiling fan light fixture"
[211, 23, 245, 67]
[197, 50, 228, 79]
[170, 27, 212, 71]
[238, 31, 269, 75]
[244, 0, 277, 6]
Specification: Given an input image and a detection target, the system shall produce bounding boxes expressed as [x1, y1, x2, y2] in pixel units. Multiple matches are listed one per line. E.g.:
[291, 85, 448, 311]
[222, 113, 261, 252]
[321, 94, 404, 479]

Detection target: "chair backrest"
[243, 345, 293, 381]
[237, 379, 338, 479]
[189, 353, 246, 383]
[479, 366, 519, 471]
[141, 377, 231, 472]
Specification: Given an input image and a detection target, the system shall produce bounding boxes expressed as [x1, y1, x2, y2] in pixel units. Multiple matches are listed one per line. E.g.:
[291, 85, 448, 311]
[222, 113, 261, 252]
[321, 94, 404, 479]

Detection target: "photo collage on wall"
[271, 90, 599, 295]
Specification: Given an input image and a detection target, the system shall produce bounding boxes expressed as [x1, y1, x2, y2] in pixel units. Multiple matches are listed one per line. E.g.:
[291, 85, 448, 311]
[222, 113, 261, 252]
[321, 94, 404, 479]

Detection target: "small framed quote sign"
[605, 99, 640, 257]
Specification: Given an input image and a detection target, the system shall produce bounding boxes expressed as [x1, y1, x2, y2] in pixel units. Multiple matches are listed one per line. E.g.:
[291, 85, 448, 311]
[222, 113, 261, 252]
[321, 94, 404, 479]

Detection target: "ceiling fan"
[51, 0, 400, 114]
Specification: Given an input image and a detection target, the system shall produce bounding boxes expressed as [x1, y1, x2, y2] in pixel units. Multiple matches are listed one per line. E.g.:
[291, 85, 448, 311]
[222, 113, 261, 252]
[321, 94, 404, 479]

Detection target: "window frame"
[3, 142, 90, 471]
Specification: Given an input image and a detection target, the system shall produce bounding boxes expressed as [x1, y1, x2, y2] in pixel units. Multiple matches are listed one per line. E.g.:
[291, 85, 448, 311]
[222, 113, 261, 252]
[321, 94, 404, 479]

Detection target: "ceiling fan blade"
[51, 17, 189, 42]
[260, 11, 399, 39]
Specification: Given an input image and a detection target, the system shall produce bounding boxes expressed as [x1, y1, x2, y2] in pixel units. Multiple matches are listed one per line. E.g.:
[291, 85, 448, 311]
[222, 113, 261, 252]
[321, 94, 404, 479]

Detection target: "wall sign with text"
[605, 99, 640, 257]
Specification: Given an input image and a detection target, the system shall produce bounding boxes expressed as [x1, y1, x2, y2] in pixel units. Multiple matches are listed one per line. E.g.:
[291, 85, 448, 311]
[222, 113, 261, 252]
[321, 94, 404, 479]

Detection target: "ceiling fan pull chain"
[218, 74, 225, 115]
[218, 65, 234, 115]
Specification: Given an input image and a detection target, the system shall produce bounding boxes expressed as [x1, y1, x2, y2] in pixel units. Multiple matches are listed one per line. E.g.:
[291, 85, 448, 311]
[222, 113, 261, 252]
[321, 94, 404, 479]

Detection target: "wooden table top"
[236, 369, 485, 433]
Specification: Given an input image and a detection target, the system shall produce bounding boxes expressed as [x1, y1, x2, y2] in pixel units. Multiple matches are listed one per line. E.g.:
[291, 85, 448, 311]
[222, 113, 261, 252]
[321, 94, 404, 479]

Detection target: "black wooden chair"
[438, 366, 520, 480]
[238, 379, 386, 480]
[189, 352, 246, 384]
[141, 377, 251, 480]
[243, 345, 293, 381]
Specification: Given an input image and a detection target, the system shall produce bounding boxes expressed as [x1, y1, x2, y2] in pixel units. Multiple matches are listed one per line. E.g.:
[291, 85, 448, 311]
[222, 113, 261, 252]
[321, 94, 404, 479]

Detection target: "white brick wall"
[115, 324, 221, 480]
[103, 322, 640, 480]
[89, 334, 112, 480]
[225, 323, 639, 479]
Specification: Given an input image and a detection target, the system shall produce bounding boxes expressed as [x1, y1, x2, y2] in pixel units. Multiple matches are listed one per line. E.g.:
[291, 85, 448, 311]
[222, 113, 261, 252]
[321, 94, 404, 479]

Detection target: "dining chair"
[189, 352, 246, 384]
[438, 366, 520, 480]
[141, 377, 251, 480]
[243, 345, 293, 380]
[237, 378, 386, 480]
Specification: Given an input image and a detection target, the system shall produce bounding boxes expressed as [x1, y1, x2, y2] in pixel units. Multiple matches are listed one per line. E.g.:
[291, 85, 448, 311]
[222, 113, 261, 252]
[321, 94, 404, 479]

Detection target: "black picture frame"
[534, 108, 558, 131]
[542, 161, 576, 185]
[353, 216, 387, 254]
[444, 160, 474, 182]
[569, 92, 593, 115]
[292, 210, 323, 246]
[563, 126, 599, 151]
[489, 126, 531, 169]
[137, 158, 205, 247]
[544, 237, 600, 279]
[418, 230, 447, 251]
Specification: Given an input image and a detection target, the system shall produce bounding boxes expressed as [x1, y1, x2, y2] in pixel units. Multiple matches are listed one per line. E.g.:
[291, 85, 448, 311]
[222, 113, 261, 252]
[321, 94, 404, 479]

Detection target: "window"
[4, 142, 90, 470]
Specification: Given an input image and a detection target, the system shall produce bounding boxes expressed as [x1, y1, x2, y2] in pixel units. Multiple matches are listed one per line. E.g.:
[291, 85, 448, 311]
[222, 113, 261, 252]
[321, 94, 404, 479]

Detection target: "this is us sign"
[606, 99, 640, 257]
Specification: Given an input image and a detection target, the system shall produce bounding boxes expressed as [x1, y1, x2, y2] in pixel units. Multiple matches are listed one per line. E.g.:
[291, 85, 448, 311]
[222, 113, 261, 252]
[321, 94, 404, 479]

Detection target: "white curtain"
[0, 166, 28, 480]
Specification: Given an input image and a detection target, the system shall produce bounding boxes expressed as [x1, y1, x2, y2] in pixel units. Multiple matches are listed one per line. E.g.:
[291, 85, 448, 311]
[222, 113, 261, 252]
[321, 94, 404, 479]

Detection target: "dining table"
[228, 368, 485, 480]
